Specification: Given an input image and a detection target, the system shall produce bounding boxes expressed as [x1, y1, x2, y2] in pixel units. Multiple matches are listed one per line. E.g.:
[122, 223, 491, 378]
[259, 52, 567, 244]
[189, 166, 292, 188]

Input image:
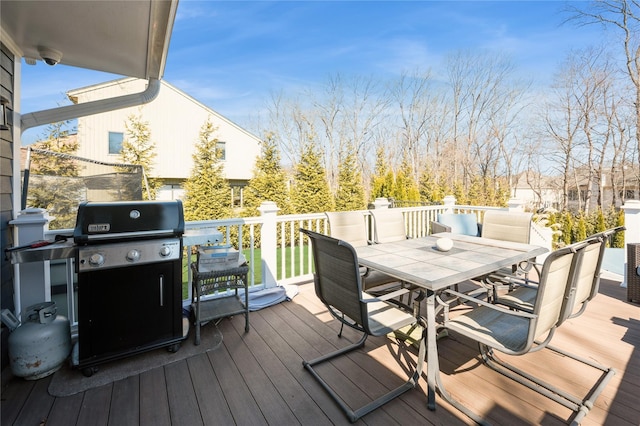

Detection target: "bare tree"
[543, 57, 585, 211]
[568, 0, 640, 186]
[445, 50, 524, 193]
[388, 68, 435, 183]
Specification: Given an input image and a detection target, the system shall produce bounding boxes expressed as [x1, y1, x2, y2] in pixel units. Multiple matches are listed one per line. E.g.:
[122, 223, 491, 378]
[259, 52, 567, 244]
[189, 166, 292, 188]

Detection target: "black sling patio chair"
[300, 228, 427, 423]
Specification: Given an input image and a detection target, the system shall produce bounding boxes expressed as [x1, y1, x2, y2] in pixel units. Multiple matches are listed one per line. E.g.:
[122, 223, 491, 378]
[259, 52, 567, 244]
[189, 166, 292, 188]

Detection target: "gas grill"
[73, 200, 185, 375]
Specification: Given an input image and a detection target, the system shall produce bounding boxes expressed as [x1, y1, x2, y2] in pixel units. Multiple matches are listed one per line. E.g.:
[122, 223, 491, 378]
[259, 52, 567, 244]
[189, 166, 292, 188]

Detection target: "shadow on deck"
[1, 277, 639, 425]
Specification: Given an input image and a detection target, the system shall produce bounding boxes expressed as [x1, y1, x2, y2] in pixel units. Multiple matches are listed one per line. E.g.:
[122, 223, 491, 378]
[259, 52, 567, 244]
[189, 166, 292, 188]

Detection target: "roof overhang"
[0, 0, 178, 80]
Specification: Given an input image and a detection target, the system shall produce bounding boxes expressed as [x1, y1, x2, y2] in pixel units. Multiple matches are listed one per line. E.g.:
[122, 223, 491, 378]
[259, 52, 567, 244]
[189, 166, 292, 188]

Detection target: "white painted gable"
[70, 78, 261, 182]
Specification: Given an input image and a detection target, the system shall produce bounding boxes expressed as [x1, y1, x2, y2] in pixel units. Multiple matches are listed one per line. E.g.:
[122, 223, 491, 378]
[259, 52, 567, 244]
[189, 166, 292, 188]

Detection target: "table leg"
[426, 290, 438, 410]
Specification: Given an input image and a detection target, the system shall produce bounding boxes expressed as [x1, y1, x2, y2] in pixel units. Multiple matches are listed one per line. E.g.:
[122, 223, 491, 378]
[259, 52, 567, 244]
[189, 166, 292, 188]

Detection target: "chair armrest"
[484, 267, 541, 288]
[440, 289, 537, 319]
[362, 288, 409, 303]
[430, 221, 450, 234]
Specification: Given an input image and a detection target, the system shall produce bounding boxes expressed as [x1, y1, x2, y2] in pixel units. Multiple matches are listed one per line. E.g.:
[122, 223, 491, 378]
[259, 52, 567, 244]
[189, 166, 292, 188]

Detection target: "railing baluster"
[46, 203, 555, 327]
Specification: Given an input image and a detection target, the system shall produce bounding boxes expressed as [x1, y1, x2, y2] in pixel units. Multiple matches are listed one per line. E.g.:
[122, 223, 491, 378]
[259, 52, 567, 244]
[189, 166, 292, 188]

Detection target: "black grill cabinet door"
[78, 259, 182, 364]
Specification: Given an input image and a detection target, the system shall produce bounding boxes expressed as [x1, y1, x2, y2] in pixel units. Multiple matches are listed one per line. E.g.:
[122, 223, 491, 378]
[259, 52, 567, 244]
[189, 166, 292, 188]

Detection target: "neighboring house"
[565, 166, 640, 212]
[511, 171, 563, 211]
[69, 78, 261, 206]
[512, 168, 640, 212]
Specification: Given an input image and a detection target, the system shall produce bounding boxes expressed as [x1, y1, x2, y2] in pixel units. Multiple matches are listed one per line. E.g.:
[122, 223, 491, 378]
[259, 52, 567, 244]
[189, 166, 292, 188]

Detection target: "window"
[231, 185, 244, 208]
[624, 189, 637, 200]
[568, 189, 586, 202]
[109, 132, 124, 154]
[216, 141, 226, 160]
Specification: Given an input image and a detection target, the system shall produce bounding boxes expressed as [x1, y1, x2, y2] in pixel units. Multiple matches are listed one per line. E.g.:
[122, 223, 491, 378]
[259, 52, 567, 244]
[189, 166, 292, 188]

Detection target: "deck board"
[76, 383, 112, 426]
[226, 308, 332, 425]
[1, 277, 639, 425]
[219, 317, 302, 425]
[165, 360, 203, 426]
[12, 376, 54, 426]
[46, 392, 83, 426]
[186, 353, 235, 426]
[205, 340, 268, 425]
[108, 375, 139, 426]
[139, 367, 171, 426]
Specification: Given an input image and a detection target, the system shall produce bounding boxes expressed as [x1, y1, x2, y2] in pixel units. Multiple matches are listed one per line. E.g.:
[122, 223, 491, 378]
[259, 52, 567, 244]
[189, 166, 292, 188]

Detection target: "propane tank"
[1, 302, 71, 380]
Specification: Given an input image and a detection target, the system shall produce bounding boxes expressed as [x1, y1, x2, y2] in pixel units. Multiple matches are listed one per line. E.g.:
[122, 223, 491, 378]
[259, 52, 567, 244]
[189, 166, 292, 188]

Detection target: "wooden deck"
[2, 277, 639, 426]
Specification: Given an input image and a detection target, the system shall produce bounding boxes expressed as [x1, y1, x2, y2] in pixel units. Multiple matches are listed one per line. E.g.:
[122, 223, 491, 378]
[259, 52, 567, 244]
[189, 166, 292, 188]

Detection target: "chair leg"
[303, 324, 427, 423]
[478, 344, 615, 425]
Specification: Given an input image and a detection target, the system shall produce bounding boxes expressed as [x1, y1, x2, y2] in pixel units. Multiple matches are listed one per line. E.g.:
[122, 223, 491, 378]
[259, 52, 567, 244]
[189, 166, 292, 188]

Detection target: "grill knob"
[159, 246, 172, 257]
[126, 249, 141, 262]
[88, 253, 105, 266]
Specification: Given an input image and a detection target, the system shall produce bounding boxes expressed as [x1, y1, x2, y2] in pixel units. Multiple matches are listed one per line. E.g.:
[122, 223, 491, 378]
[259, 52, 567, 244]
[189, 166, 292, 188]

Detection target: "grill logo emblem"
[130, 210, 141, 219]
[88, 224, 110, 233]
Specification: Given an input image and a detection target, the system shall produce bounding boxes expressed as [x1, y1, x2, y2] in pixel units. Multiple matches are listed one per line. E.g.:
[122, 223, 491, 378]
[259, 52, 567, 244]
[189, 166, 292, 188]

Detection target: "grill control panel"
[77, 238, 181, 272]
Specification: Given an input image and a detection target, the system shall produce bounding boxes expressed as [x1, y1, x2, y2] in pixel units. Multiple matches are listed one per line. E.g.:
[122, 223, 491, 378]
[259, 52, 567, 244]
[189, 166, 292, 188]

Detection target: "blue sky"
[21, 0, 606, 142]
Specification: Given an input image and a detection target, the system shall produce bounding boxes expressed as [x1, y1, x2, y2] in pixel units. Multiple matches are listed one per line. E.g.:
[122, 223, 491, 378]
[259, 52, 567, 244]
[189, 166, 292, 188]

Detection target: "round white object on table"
[435, 237, 453, 252]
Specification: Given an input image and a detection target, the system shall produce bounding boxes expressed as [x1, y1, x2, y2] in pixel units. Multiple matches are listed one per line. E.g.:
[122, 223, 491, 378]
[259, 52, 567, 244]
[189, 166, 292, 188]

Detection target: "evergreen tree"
[393, 168, 409, 201]
[30, 121, 78, 176]
[292, 140, 333, 214]
[370, 146, 393, 200]
[120, 113, 159, 200]
[595, 208, 606, 234]
[418, 167, 443, 203]
[183, 119, 232, 221]
[28, 121, 83, 229]
[242, 132, 292, 216]
[452, 181, 467, 205]
[613, 208, 625, 248]
[466, 176, 483, 206]
[394, 157, 420, 202]
[334, 146, 365, 211]
[561, 211, 574, 246]
[576, 213, 588, 241]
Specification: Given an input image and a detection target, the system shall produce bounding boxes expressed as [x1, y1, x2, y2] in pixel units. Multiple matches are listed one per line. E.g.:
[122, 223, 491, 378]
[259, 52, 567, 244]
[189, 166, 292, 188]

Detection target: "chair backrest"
[325, 211, 369, 247]
[564, 226, 624, 320]
[530, 242, 585, 342]
[300, 228, 368, 332]
[562, 237, 603, 321]
[369, 209, 407, 243]
[481, 210, 532, 244]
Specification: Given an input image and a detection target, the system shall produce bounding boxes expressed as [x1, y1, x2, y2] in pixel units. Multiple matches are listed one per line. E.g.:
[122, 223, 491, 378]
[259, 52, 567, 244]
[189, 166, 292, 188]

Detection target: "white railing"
[39, 199, 549, 326]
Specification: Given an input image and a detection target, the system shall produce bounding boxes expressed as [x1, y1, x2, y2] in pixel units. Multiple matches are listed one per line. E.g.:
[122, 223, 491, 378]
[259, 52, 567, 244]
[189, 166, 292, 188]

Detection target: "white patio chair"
[478, 210, 537, 301]
[369, 208, 408, 243]
[437, 240, 615, 425]
[495, 226, 624, 317]
[369, 208, 421, 304]
[325, 211, 401, 292]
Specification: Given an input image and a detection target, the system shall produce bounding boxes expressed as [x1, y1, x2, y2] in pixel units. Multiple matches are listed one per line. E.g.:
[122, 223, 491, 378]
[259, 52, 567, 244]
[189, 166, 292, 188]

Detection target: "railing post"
[622, 200, 640, 246]
[443, 195, 456, 213]
[507, 198, 525, 212]
[9, 208, 53, 318]
[372, 198, 391, 209]
[621, 200, 640, 288]
[259, 201, 279, 288]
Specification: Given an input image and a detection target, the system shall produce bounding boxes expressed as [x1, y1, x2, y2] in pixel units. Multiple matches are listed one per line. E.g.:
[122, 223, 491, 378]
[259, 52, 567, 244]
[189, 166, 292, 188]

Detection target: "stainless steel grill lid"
[73, 200, 184, 244]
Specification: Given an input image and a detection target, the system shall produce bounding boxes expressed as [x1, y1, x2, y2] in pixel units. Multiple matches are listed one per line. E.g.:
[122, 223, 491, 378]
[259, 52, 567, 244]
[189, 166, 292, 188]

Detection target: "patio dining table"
[355, 232, 548, 416]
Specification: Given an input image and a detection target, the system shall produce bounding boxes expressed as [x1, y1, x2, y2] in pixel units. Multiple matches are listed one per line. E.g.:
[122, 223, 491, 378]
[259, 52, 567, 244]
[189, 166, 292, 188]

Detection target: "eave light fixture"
[0, 96, 11, 131]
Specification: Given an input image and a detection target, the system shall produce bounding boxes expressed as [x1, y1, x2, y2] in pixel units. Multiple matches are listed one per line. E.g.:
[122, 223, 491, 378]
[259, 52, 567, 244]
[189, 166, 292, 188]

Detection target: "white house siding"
[70, 78, 261, 198]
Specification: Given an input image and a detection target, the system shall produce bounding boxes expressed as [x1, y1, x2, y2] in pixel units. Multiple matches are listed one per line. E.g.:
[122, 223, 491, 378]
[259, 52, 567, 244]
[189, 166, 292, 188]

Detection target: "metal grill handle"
[159, 275, 164, 307]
